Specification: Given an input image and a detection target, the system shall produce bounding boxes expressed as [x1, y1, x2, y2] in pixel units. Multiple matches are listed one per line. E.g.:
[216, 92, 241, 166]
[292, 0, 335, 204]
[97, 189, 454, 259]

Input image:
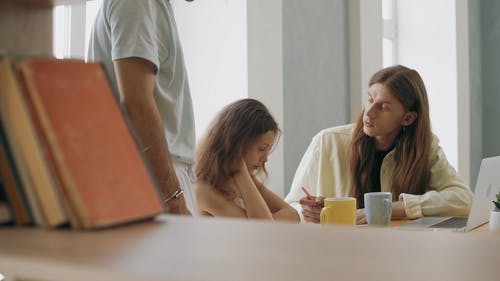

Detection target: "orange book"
[0, 57, 66, 227]
[0, 118, 32, 225]
[17, 59, 163, 229]
[0, 183, 14, 225]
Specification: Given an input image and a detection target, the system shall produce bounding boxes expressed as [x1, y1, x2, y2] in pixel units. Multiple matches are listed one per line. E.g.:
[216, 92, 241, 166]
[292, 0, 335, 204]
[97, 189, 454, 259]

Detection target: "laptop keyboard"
[431, 217, 468, 228]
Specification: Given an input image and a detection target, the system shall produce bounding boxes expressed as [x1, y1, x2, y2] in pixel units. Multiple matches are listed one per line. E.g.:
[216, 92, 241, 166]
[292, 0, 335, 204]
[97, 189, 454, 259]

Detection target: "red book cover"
[0, 57, 65, 227]
[18, 59, 163, 229]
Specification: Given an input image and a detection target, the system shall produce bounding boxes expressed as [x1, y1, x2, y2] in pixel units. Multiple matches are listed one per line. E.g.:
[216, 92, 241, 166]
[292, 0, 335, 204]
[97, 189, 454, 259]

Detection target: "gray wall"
[481, 0, 500, 161]
[283, 0, 350, 194]
[469, 0, 482, 189]
[468, 0, 500, 189]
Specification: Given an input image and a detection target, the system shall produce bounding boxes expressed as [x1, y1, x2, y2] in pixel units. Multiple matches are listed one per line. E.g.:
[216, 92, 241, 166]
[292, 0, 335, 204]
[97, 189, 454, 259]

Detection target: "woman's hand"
[299, 196, 324, 223]
[356, 209, 367, 224]
[391, 200, 407, 219]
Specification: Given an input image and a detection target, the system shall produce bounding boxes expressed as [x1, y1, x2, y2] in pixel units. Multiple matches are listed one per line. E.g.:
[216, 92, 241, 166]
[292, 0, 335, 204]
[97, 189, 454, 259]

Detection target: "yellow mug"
[320, 197, 357, 225]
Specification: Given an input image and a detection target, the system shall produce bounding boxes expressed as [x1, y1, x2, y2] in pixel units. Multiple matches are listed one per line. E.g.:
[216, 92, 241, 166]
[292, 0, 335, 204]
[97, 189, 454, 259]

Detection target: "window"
[382, 0, 396, 67]
[53, 0, 102, 59]
[53, 5, 71, 59]
[381, 0, 461, 174]
[85, 0, 102, 59]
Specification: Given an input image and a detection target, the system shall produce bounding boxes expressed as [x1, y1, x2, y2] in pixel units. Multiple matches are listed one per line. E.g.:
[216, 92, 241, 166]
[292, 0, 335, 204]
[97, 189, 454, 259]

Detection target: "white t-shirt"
[87, 0, 196, 164]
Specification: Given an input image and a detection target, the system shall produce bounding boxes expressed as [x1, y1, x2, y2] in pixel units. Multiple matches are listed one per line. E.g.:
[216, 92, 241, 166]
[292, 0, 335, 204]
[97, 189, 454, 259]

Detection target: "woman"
[285, 65, 473, 224]
[196, 99, 299, 222]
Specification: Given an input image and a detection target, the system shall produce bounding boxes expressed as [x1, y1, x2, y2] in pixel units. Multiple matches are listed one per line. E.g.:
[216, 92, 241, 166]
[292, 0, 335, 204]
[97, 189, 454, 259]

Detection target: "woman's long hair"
[195, 98, 280, 192]
[349, 65, 432, 207]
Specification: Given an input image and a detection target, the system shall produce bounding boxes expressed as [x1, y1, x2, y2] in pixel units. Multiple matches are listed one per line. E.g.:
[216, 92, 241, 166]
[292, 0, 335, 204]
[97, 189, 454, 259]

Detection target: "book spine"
[0, 117, 32, 225]
[0, 58, 67, 227]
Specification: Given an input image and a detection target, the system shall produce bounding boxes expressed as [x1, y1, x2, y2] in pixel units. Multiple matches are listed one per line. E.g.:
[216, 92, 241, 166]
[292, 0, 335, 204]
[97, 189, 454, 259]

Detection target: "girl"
[285, 65, 473, 224]
[196, 99, 299, 222]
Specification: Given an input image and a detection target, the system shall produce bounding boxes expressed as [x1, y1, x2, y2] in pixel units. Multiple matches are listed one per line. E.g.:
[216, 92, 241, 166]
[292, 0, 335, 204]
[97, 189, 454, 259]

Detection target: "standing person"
[87, 0, 196, 214]
[285, 65, 473, 224]
[195, 99, 299, 222]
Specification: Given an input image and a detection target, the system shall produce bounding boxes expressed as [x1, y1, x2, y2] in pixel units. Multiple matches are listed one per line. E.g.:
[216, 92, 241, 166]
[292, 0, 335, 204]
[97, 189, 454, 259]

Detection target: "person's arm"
[254, 181, 299, 223]
[195, 163, 298, 222]
[196, 163, 274, 220]
[399, 139, 473, 219]
[284, 133, 323, 222]
[285, 129, 335, 223]
[233, 161, 273, 220]
[114, 57, 190, 215]
[195, 181, 247, 218]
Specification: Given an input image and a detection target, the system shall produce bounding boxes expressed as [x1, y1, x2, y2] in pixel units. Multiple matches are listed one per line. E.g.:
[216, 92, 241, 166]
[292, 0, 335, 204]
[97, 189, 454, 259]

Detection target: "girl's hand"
[238, 158, 251, 177]
[240, 158, 248, 172]
[233, 158, 253, 189]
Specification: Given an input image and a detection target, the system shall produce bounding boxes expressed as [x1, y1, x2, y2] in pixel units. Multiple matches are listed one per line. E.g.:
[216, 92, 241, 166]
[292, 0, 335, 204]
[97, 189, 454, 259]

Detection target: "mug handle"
[320, 207, 330, 224]
[384, 198, 392, 217]
[320, 208, 326, 224]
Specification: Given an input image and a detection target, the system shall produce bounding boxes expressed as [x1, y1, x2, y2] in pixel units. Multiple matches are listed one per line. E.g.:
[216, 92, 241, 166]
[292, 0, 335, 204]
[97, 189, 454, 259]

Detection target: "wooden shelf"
[2, 0, 87, 8]
[0, 1, 52, 54]
[4, 0, 52, 8]
[0, 0, 91, 54]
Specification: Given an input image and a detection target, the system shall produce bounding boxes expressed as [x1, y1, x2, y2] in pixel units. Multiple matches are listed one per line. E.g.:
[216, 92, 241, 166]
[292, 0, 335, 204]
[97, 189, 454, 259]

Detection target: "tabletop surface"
[0, 215, 499, 281]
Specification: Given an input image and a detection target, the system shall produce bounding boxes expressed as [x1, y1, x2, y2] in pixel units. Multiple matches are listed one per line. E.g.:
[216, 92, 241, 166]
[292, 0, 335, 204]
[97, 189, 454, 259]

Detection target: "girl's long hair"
[349, 65, 432, 207]
[195, 98, 279, 191]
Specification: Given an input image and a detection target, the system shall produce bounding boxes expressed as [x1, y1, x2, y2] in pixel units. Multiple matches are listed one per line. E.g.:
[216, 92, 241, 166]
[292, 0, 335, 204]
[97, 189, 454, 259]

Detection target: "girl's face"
[243, 130, 276, 173]
[363, 83, 416, 149]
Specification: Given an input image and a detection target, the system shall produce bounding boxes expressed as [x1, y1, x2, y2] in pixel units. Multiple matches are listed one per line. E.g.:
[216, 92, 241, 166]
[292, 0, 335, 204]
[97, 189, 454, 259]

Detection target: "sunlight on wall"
[381, 0, 458, 170]
[397, 0, 458, 169]
[172, 0, 247, 140]
[84, 0, 102, 59]
[53, 5, 70, 59]
[53, 0, 101, 59]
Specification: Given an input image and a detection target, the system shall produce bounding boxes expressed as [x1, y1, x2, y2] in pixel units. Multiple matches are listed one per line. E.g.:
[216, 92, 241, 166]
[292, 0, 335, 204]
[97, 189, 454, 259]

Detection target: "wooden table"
[0, 215, 499, 281]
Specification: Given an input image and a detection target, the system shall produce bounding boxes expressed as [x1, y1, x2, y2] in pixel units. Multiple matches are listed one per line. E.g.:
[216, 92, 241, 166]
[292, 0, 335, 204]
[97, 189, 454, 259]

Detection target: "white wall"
[456, 0, 470, 185]
[172, 0, 248, 141]
[247, 0, 284, 196]
[397, 0, 458, 169]
[85, 0, 102, 59]
[350, 0, 383, 122]
[173, 0, 284, 196]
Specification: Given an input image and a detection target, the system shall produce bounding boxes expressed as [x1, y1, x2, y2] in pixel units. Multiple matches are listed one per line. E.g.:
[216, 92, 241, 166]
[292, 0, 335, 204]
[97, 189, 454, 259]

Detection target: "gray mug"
[364, 192, 392, 226]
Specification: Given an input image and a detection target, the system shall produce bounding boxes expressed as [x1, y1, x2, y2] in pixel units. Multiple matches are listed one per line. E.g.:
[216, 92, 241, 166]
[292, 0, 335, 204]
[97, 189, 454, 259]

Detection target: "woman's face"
[363, 83, 416, 149]
[243, 130, 276, 173]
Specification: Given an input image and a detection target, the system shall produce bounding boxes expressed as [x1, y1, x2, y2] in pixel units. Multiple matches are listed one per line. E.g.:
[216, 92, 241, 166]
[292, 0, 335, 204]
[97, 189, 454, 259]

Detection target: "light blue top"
[87, 0, 195, 164]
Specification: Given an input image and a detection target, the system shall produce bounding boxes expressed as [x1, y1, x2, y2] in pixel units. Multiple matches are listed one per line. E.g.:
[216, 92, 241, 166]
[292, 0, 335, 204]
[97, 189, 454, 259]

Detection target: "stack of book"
[0, 56, 164, 229]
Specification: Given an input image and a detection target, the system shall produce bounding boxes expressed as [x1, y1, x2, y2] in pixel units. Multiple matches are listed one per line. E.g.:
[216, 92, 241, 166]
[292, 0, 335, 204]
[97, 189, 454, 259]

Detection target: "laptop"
[399, 156, 500, 232]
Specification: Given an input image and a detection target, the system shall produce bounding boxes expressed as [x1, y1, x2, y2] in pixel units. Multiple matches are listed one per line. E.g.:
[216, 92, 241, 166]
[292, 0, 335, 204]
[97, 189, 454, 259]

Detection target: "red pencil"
[301, 186, 323, 207]
[301, 186, 314, 200]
